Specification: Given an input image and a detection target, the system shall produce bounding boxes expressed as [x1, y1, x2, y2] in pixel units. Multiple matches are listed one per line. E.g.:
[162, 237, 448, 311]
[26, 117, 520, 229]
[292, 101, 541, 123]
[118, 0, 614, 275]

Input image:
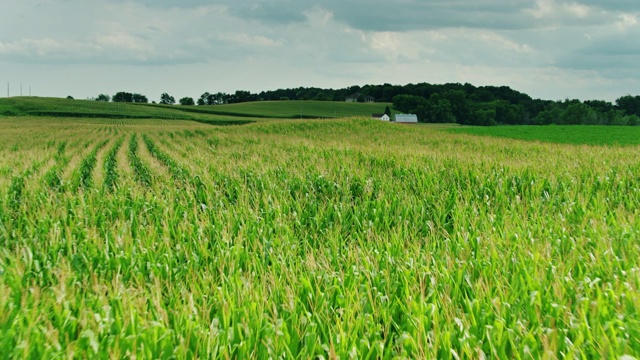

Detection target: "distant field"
[145, 100, 394, 119]
[448, 125, 640, 146]
[0, 97, 393, 122]
[0, 97, 201, 120]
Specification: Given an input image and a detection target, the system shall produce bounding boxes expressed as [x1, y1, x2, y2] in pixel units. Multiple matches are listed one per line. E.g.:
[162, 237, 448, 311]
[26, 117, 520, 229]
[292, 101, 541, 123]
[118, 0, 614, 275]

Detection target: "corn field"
[1, 117, 639, 359]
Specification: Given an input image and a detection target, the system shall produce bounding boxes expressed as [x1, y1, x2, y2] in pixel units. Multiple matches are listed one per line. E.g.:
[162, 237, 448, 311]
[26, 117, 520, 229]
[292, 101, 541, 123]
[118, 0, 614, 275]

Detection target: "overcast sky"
[1, 0, 638, 102]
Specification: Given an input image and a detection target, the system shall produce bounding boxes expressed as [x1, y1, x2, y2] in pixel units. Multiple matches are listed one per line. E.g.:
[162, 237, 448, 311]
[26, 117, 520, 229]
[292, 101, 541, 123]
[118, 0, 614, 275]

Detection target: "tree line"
[91, 84, 640, 126]
[260, 83, 640, 125]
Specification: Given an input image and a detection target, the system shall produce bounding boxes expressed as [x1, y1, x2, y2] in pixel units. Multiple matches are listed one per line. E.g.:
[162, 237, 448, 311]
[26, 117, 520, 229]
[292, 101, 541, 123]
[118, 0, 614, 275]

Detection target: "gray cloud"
[554, 28, 640, 75]
[230, 2, 307, 24]
[1, 0, 639, 101]
[579, 0, 640, 11]
[108, 0, 632, 31]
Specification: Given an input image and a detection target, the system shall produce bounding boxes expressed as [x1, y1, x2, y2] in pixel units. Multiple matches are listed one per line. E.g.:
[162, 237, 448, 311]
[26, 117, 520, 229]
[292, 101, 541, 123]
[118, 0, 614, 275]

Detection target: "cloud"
[1, 0, 639, 101]
[554, 25, 640, 76]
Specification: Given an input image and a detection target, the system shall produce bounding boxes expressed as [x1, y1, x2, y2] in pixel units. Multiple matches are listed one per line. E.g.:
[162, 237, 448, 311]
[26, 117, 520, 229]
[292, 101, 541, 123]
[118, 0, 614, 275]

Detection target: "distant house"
[394, 114, 418, 124]
[345, 93, 375, 103]
[372, 113, 390, 121]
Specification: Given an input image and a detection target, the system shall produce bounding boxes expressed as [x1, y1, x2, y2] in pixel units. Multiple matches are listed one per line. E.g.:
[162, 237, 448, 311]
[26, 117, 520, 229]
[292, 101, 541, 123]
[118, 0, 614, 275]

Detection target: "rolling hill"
[0, 97, 394, 122]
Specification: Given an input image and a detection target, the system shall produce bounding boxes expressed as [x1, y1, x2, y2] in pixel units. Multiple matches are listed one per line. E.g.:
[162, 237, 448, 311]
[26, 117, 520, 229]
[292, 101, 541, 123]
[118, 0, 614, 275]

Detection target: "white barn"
[394, 114, 418, 123]
[372, 113, 390, 121]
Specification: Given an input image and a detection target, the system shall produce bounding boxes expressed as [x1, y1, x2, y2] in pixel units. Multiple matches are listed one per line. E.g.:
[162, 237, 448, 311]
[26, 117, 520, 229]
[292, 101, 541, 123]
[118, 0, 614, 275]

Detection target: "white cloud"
[0, 0, 639, 100]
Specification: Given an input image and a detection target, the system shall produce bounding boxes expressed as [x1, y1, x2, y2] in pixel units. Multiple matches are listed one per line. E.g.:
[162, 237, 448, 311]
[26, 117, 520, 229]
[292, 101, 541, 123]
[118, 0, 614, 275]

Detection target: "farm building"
[372, 113, 390, 121]
[394, 114, 418, 123]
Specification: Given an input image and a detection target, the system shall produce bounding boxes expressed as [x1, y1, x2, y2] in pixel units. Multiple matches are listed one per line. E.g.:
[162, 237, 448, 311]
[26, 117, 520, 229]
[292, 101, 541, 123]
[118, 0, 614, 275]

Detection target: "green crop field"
[144, 100, 394, 119]
[448, 125, 640, 146]
[1, 115, 640, 358]
[0, 97, 203, 120]
[1, 98, 393, 123]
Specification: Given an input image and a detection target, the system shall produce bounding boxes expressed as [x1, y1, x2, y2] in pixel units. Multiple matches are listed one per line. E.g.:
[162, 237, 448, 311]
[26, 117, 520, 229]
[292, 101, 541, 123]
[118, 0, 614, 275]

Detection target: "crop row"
[103, 137, 125, 191]
[71, 140, 110, 190]
[142, 134, 190, 182]
[142, 134, 209, 206]
[128, 134, 152, 186]
[43, 141, 69, 191]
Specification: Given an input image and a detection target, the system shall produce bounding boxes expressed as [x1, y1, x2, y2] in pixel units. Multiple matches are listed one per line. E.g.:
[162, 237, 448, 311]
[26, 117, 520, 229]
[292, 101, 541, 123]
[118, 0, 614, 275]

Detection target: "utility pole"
[6, 83, 9, 97]
[29, 86, 31, 96]
[21, 83, 23, 96]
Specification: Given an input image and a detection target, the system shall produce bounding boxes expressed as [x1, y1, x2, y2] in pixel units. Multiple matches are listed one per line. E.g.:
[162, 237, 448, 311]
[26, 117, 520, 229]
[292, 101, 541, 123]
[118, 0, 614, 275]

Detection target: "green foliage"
[71, 140, 109, 189]
[128, 134, 152, 186]
[179, 97, 195, 106]
[616, 95, 640, 116]
[1, 118, 640, 358]
[159, 93, 175, 105]
[103, 137, 125, 191]
[96, 94, 110, 102]
[113, 92, 148, 103]
[425, 93, 455, 123]
[393, 94, 426, 116]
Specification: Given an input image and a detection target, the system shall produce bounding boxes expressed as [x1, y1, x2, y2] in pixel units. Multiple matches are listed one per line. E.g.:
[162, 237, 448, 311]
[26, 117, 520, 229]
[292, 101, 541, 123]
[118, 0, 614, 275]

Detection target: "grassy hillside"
[0, 97, 393, 121]
[0, 97, 201, 120]
[152, 100, 395, 119]
[448, 125, 640, 146]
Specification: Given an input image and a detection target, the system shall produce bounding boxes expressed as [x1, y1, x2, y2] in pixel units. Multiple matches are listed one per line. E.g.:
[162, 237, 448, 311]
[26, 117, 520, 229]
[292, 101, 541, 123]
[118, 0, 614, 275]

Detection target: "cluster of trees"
[256, 83, 640, 126]
[196, 90, 258, 105]
[90, 84, 640, 126]
[156, 93, 194, 105]
[93, 92, 150, 103]
[392, 92, 640, 126]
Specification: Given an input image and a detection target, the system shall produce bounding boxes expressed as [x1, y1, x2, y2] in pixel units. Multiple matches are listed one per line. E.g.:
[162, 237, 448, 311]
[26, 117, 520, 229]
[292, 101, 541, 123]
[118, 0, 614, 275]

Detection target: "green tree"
[199, 92, 211, 105]
[425, 94, 454, 123]
[384, 105, 391, 116]
[393, 94, 427, 114]
[96, 94, 110, 102]
[113, 92, 133, 103]
[179, 97, 195, 106]
[442, 90, 470, 123]
[132, 93, 148, 103]
[160, 93, 176, 105]
[616, 95, 640, 116]
[560, 103, 595, 125]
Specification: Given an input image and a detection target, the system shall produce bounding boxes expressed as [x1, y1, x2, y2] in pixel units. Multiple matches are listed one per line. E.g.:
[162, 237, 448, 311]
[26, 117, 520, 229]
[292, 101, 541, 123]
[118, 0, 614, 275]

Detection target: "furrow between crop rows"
[141, 134, 209, 206]
[141, 134, 190, 183]
[70, 139, 110, 190]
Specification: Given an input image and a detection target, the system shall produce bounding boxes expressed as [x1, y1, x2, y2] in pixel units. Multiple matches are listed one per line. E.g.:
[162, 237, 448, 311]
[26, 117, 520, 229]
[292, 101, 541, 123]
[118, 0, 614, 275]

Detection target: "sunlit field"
[1, 116, 639, 358]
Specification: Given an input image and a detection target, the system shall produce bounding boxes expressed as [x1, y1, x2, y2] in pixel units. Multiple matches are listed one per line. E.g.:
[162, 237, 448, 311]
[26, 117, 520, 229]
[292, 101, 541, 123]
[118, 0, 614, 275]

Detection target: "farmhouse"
[372, 113, 390, 121]
[345, 93, 375, 103]
[394, 114, 418, 124]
